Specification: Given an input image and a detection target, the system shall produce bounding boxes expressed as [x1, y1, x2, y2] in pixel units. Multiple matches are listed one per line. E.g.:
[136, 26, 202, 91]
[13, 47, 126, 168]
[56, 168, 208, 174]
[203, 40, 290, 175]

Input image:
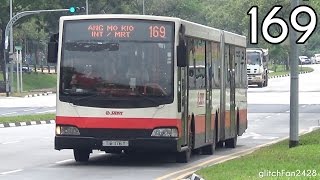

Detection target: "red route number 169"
[247, 5, 317, 44]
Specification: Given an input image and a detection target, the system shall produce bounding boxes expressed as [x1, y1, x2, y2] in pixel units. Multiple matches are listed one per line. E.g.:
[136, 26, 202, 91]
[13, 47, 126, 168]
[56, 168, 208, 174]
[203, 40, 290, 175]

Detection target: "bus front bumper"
[248, 74, 263, 84]
[55, 136, 179, 152]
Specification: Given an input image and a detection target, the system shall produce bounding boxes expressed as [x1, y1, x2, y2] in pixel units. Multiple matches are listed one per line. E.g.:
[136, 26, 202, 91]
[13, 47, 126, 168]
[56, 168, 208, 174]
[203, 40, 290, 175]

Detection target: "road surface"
[0, 64, 319, 180]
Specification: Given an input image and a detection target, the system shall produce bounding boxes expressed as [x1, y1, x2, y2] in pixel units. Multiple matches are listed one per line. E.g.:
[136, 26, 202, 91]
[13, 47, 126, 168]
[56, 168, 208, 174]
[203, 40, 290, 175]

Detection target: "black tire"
[74, 149, 90, 162]
[258, 82, 263, 88]
[176, 148, 191, 163]
[225, 136, 237, 148]
[176, 130, 193, 163]
[264, 77, 268, 87]
[201, 141, 216, 155]
[216, 141, 224, 148]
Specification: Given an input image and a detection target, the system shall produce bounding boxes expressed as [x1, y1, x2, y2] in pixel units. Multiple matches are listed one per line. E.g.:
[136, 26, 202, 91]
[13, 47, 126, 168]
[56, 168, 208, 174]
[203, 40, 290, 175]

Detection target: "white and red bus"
[48, 14, 247, 163]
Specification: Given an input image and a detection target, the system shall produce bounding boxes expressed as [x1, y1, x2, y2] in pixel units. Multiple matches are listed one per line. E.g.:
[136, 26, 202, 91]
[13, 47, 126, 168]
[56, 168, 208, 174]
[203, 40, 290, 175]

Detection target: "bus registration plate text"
[102, 140, 129, 147]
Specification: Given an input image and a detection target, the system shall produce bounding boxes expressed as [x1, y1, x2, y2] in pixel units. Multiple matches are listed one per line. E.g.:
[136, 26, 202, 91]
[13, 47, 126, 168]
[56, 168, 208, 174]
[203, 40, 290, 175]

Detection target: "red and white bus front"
[54, 16, 183, 157]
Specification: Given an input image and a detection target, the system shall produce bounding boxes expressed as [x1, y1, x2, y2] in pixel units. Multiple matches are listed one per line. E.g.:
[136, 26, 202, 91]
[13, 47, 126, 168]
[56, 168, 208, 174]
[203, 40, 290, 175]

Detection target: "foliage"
[0, 71, 56, 92]
[1, 0, 320, 81]
[0, 113, 55, 123]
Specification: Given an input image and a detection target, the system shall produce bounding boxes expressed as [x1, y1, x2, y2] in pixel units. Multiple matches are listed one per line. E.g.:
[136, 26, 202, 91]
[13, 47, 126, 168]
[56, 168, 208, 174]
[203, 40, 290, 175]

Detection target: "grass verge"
[269, 66, 314, 77]
[196, 129, 320, 180]
[0, 72, 57, 92]
[0, 113, 55, 124]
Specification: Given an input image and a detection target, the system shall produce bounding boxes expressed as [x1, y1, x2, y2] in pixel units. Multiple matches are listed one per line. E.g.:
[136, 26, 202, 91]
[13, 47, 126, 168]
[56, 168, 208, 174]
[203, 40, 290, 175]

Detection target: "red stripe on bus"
[56, 116, 181, 131]
[239, 109, 247, 124]
[194, 115, 206, 133]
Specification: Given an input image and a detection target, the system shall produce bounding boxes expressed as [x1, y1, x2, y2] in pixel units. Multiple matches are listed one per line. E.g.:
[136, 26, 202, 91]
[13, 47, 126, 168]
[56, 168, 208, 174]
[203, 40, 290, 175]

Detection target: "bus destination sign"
[64, 19, 173, 42]
[88, 24, 167, 39]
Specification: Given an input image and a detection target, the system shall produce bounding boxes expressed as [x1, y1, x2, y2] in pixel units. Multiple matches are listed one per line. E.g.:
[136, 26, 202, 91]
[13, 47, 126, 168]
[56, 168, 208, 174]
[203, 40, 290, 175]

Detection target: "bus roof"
[60, 14, 246, 47]
[60, 14, 181, 22]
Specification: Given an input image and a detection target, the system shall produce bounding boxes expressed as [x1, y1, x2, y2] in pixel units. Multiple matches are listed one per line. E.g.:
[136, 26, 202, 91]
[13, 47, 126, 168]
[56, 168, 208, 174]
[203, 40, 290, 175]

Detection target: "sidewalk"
[0, 88, 55, 98]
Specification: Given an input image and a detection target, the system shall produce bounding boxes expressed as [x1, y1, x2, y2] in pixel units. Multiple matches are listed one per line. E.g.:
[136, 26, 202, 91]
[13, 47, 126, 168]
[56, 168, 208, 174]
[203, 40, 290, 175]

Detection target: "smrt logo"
[106, 111, 123, 115]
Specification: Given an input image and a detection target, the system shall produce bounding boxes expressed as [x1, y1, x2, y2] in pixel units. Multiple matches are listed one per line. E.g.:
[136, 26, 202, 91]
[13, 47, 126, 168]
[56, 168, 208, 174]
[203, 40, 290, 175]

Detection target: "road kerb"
[0, 119, 55, 128]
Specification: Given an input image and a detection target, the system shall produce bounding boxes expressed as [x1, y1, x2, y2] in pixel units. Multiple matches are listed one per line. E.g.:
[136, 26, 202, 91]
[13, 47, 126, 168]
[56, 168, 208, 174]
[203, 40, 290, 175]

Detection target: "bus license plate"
[102, 140, 129, 147]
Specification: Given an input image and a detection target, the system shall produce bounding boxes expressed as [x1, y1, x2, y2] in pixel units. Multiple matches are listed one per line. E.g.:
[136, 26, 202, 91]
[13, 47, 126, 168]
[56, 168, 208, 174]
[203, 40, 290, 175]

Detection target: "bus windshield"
[59, 19, 174, 108]
[246, 52, 261, 65]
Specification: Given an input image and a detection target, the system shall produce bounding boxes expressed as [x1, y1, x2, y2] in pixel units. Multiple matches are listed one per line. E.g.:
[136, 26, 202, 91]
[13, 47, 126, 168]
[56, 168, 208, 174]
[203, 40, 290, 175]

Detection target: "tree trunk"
[35, 41, 39, 65]
[286, 55, 290, 71]
[1, 28, 6, 81]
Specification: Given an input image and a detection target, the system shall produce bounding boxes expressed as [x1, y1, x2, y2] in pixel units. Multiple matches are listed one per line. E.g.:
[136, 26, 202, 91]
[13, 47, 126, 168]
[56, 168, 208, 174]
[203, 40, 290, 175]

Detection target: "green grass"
[197, 129, 320, 180]
[269, 65, 314, 77]
[0, 113, 55, 124]
[0, 72, 57, 92]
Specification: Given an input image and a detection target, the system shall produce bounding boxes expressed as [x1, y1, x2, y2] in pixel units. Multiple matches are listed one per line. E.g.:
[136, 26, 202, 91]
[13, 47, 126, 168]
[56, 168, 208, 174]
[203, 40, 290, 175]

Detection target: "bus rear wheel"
[201, 140, 216, 155]
[74, 149, 90, 162]
[225, 136, 237, 148]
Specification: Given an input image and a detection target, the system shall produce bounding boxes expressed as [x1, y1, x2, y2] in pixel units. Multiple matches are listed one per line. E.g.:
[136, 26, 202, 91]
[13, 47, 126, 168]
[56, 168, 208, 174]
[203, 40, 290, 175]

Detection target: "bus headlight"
[151, 128, 178, 137]
[56, 125, 80, 135]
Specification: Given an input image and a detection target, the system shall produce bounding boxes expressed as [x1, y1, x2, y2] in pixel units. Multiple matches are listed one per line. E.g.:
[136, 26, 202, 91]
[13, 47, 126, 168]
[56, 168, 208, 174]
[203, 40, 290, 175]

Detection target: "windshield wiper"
[134, 93, 162, 107]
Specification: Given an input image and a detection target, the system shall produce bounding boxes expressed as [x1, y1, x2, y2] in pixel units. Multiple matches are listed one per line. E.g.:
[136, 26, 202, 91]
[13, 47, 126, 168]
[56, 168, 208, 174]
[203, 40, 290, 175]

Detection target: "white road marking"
[2, 141, 20, 145]
[35, 110, 56, 114]
[23, 108, 36, 112]
[0, 169, 23, 175]
[9, 123, 16, 127]
[1, 112, 17, 116]
[239, 132, 278, 140]
[266, 116, 271, 119]
[55, 159, 73, 164]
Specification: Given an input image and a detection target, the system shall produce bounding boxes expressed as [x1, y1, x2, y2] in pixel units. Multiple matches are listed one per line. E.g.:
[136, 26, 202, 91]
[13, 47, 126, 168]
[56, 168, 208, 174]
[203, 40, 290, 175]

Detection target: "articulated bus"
[48, 14, 247, 163]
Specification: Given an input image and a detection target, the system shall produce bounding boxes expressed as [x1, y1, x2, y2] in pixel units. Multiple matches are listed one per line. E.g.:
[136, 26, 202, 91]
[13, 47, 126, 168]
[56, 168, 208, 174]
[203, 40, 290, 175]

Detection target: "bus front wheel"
[176, 131, 193, 163]
[74, 149, 90, 162]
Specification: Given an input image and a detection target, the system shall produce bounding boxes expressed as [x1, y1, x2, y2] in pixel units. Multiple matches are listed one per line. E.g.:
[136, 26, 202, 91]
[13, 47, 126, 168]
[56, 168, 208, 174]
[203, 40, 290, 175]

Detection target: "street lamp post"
[4, 9, 70, 96]
[289, 0, 299, 148]
[143, 0, 145, 15]
[86, 0, 89, 15]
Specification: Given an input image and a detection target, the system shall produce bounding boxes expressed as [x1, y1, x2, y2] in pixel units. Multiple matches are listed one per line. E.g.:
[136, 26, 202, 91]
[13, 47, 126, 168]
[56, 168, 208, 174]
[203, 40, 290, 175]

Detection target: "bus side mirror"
[177, 43, 187, 67]
[47, 42, 58, 63]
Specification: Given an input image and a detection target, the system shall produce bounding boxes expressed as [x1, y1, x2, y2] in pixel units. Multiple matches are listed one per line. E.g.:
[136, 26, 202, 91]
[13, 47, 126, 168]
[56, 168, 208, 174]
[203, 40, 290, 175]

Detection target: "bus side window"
[189, 69, 195, 88]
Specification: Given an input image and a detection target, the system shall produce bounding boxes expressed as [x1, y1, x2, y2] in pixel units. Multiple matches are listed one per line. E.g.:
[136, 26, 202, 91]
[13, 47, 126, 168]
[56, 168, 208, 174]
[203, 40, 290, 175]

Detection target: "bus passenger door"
[179, 67, 189, 146]
[229, 46, 236, 138]
[205, 43, 213, 143]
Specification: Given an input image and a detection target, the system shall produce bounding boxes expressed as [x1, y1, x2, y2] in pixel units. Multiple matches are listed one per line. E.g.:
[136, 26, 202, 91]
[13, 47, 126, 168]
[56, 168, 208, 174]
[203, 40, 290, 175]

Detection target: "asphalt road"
[0, 64, 320, 180]
[0, 94, 56, 116]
